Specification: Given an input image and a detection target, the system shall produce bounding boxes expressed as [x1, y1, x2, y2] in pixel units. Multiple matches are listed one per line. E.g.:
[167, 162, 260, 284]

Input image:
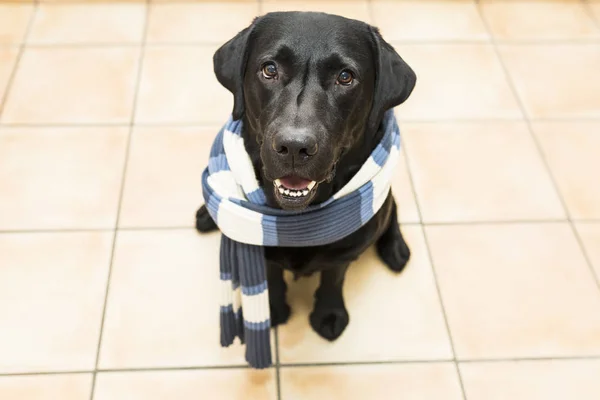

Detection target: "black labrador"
[196, 12, 416, 341]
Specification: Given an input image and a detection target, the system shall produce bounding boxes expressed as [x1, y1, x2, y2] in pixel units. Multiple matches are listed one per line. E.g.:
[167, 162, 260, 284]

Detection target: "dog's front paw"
[310, 305, 349, 341]
[377, 235, 411, 273]
[195, 205, 218, 233]
[270, 302, 291, 327]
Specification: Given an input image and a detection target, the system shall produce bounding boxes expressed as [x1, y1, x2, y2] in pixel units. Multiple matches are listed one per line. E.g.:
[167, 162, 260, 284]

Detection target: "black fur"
[198, 12, 416, 341]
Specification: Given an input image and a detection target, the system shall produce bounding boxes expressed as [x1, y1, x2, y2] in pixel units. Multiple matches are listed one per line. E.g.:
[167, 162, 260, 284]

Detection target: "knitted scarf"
[201, 110, 401, 369]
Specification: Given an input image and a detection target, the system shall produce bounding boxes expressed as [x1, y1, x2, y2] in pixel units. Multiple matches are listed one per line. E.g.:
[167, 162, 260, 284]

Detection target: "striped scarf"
[201, 110, 401, 369]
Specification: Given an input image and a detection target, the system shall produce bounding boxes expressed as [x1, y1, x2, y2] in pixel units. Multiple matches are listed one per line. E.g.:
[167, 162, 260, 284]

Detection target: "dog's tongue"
[280, 176, 312, 190]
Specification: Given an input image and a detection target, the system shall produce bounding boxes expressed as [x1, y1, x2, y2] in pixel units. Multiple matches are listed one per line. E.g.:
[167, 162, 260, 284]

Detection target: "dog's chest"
[265, 247, 325, 276]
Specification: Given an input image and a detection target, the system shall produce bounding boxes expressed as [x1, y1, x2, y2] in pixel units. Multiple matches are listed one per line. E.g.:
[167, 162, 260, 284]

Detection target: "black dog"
[196, 12, 416, 341]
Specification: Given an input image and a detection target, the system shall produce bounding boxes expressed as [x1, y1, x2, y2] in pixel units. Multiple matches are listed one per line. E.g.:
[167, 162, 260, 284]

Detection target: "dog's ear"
[213, 20, 257, 120]
[367, 26, 416, 132]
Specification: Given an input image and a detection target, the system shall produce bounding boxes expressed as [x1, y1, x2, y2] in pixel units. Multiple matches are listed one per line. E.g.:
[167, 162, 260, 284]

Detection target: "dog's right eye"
[262, 63, 278, 79]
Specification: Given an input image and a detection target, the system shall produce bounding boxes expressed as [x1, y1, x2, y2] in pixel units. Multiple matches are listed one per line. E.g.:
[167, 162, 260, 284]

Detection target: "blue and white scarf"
[201, 110, 401, 369]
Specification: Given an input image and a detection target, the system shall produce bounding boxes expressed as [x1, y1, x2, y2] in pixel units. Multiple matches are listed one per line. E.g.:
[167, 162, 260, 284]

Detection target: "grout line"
[394, 39, 600, 45]
[5, 218, 596, 236]
[0, 2, 38, 120]
[0, 122, 128, 128]
[280, 359, 454, 369]
[0, 370, 93, 378]
[5, 39, 600, 50]
[24, 42, 223, 48]
[3, 117, 600, 130]
[0, 122, 225, 128]
[414, 219, 569, 226]
[575, 219, 600, 224]
[1, 219, 587, 236]
[399, 140, 467, 399]
[400, 117, 600, 123]
[274, 327, 282, 400]
[476, 1, 600, 295]
[0, 365, 251, 378]
[5, 354, 600, 378]
[458, 354, 600, 364]
[98, 365, 252, 373]
[0, 228, 113, 234]
[581, 0, 600, 31]
[88, 2, 151, 399]
[4, 117, 600, 130]
[279, 354, 600, 368]
[0, 226, 195, 234]
[5, 353, 600, 378]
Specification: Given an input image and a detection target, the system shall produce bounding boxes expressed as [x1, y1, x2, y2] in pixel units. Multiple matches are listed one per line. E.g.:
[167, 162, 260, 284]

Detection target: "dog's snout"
[272, 129, 318, 161]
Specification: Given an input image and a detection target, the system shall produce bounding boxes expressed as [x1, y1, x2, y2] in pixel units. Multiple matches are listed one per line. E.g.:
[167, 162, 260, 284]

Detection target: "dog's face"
[214, 12, 415, 210]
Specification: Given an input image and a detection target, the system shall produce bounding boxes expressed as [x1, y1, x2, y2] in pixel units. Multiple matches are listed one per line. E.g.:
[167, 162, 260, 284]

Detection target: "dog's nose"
[272, 129, 318, 161]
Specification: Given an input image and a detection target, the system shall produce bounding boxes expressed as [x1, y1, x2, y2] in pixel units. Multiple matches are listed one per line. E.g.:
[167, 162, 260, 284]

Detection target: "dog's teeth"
[303, 190, 309, 196]
[274, 179, 281, 187]
[292, 191, 299, 197]
[284, 189, 290, 195]
[278, 187, 285, 194]
[307, 181, 316, 190]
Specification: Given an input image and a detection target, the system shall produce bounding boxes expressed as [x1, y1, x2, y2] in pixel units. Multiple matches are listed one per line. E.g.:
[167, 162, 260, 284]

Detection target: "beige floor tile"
[278, 226, 452, 363]
[0, 374, 92, 400]
[281, 363, 463, 400]
[576, 223, 600, 278]
[99, 230, 274, 368]
[147, 3, 258, 44]
[480, 0, 600, 40]
[590, 2, 600, 22]
[28, 4, 146, 44]
[135, 46, 232, 125]
[394, 44, 521, 120]
[372, 0, 488, 41]
[533, 122, 600, 219]
[0, 47, 19, 102]
[0, 127, 127, 230]
[0, 232, 111, 373]
[2, 47, 140, 124]
[461, 359, 600, 400]
[0, 4, 33, 43]
[94, 369, 277, 400]
[427, 223, 600, 359]
[403, 122, 565, 223]
[262, 0, 371, 23]
[119, 127, 214, 228]
[391, 150, 420, 223]
[499, 44, 600, 119]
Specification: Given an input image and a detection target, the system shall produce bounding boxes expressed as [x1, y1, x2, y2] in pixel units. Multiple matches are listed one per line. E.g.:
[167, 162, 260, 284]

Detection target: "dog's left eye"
[262, 63, 278, 79]
[337, 70, 354, 86]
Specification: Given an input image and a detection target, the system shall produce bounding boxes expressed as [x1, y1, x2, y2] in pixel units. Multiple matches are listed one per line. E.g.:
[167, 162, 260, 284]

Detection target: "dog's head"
[214, 12, 416, 210]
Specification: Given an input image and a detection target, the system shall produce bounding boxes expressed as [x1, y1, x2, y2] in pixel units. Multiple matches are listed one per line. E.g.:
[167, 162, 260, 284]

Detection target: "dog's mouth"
[273, 176, 318, 210]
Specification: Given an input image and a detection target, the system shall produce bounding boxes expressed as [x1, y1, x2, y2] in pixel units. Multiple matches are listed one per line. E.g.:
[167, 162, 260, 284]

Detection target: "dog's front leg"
[195, 205, 218, 233]
[376, 198, 411, 273]
[310, 263, 350, 341]
[267, 263, 291, 327]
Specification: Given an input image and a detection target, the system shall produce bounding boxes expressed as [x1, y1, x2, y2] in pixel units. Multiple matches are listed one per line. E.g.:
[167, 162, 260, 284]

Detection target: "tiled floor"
[0, 0, 599, 399]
